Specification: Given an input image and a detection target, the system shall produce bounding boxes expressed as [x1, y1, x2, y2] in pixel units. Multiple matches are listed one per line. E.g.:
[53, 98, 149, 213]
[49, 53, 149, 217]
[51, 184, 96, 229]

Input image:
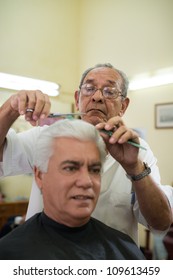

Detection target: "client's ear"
[34, 167, 43, 191]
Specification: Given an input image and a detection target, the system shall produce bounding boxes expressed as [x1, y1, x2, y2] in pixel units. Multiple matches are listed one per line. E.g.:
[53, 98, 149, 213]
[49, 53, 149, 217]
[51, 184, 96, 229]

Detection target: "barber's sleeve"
[133, 185, 173, 235]
[0, 127, 41, 177]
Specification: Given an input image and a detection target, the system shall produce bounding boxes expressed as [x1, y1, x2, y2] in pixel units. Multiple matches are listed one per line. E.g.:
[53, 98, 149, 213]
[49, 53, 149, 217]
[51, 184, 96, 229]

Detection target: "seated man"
[0, 119, 145, 260]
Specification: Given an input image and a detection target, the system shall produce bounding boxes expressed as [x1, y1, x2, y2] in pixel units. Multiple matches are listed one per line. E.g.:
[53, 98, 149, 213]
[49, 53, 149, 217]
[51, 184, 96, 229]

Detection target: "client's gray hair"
[33, 119, 106, 172]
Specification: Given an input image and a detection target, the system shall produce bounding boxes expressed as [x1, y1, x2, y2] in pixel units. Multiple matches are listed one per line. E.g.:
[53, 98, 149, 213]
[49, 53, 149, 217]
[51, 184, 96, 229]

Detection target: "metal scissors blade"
[48, 113, 86, 118]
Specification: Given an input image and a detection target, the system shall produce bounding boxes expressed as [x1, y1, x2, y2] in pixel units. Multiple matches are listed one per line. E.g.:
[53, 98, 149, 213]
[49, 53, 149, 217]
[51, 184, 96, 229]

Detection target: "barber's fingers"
[105, 116, 125, 131]
[96, 117, 139, 144]
[109, 126, 139, 144]
[11, 90, 51, 119]
[26, 91, 51, 121]
[95, 116, 125, 139]
[95, 116, 124, 131]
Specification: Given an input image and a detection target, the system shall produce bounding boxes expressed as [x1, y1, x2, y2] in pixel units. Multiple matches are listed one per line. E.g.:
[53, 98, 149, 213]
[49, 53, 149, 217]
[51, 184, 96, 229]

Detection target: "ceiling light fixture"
[0, 72, 60, 96]
[129, 67, 173, 91]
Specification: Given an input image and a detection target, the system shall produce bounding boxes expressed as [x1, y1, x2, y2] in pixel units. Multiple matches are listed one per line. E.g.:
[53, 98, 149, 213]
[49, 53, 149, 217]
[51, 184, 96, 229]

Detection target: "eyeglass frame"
[79, 83, 125, 100]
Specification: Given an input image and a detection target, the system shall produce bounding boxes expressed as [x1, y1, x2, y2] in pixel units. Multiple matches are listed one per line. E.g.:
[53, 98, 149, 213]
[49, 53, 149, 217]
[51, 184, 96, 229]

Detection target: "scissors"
[48, 113, 85, 119]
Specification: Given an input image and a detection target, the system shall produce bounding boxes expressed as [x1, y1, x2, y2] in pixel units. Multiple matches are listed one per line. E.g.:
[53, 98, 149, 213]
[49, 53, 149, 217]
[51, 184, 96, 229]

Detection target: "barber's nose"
[92, 89, 104, 102]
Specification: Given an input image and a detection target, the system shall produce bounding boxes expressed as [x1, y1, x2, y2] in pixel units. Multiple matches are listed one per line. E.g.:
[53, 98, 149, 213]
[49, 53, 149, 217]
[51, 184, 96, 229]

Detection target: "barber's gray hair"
[79, 63, 129, 98]
[33, 119, 106, 172]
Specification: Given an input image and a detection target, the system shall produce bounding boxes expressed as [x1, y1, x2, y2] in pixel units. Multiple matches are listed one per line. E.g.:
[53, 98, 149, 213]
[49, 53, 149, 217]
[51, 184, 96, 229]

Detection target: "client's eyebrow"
[89, 162, 102, 168]
[61, 160, 81, 167]
[61, 160, 101, 168]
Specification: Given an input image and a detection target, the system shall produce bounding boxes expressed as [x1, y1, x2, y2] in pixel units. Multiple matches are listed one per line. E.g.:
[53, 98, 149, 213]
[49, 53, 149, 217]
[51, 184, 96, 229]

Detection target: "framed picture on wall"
[155, 103, 173, 128]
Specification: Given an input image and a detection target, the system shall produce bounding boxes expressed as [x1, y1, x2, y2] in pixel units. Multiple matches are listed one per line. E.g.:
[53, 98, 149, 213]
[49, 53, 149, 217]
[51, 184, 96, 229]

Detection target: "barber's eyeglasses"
[80, 84, 124, 99]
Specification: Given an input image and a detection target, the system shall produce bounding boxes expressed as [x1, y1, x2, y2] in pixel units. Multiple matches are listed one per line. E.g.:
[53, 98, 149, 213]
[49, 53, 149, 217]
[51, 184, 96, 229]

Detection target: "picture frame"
[155, 103, 173, 128]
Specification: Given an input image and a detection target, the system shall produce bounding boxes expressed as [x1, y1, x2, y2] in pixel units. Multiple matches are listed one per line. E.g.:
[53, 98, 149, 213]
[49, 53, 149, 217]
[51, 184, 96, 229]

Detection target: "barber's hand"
[95, 116, 140, 168]
[10, 90, 51, 126]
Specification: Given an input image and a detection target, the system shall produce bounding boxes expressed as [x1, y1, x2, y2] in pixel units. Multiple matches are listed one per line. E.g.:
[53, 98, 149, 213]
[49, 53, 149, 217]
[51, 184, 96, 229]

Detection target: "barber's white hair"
[33, 119, 106, 172]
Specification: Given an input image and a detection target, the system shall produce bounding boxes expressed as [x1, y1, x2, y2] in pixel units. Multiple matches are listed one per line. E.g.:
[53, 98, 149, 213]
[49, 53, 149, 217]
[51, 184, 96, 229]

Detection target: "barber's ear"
[34, 167, 43, 191]
[119, 97, 130, 117]
[74, 90, 80, 110]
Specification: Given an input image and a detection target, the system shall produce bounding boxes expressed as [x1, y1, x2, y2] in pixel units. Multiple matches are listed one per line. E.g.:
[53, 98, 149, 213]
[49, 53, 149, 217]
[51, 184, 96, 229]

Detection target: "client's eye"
[88, 166, 101, 175]
[61, 165, 79, 174]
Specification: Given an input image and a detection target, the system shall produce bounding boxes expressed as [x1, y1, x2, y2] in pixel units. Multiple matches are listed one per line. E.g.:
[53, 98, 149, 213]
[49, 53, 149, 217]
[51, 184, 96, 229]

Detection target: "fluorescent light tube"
[129, 67, 173, 91]
[0, 73, 60, 96]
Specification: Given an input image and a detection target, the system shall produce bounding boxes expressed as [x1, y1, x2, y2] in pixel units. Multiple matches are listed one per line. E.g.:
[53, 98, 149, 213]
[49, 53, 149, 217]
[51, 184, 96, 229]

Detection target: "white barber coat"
[0, 127, 173, 244]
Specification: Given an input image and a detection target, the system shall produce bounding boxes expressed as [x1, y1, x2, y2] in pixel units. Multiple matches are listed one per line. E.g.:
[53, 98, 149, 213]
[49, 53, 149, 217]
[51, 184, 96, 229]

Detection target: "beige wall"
[0, 0, 80, 97]
[78, 0, 173, 76]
